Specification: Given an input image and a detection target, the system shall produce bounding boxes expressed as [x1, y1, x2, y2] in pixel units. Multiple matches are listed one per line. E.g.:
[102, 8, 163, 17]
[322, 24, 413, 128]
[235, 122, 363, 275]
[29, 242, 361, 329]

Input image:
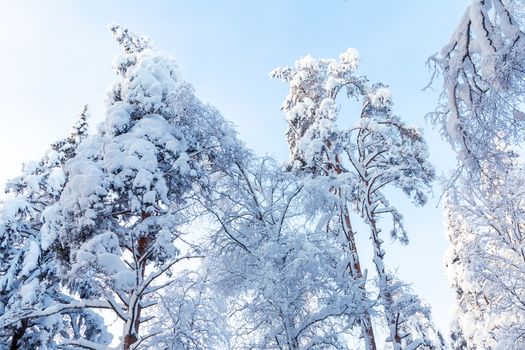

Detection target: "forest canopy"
[1, 1, 525, 349]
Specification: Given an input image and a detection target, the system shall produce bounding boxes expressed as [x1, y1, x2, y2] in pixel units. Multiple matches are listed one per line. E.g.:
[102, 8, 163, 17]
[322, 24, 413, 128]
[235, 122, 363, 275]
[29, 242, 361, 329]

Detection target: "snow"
[122, 138, 158, 171]
[114, 271, 135, 291]
[119, 50, 181, 114]
[132, 168, 153, 189]
[47, 167, 66, 193]
[60, 161, 107, 210]
[514, 109, 525, 121]
[106, 101, 132, 135]
[339, 47, 360, 69]
[318, 98, 337, 120]
[133, 114, 172, 142]
[45, 149, 60, 167]
[40, 204, 60, 250]
[272, 48, 441, 349]
[370, 87, 391, 107]
[405, 339, 424, 350]
[172, 152, 191, 175]
[0, 20, 455, 349]
[143, 190, 157, 204]
[296, 130, 324, 164]
[20, 278, 39, 305]
[22, 160, 39, 174]
[325, 77, 343, 91]
[127, 71, 163, 108]
[77, 232, 121, 259]
[1, 196, 29, 222]
[0, 252, 20, 291]
[25, 174, 41, 192]
[98, 253, 127, 274]
[20, 240, 40, 277]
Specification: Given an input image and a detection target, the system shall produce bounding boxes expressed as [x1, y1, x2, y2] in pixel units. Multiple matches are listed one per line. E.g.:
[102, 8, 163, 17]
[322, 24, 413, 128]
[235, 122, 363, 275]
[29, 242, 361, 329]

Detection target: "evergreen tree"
[273, 49, 443, 349]
[432, 1, 525, 347]
[38, 25, 242, 349]
[0, 107, 110, 349]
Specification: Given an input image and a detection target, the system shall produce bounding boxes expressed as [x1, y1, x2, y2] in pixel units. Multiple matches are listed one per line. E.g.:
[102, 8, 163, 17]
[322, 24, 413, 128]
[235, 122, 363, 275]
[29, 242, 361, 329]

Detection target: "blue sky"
[0, 0, 469, 337]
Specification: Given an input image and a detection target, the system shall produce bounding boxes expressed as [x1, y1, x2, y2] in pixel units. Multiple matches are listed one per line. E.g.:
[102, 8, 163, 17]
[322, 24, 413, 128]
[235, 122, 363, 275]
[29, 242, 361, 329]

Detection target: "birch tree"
[444, 154, 525, 348]
[206, 156, 364, 349]
[144, 269, 228, 349]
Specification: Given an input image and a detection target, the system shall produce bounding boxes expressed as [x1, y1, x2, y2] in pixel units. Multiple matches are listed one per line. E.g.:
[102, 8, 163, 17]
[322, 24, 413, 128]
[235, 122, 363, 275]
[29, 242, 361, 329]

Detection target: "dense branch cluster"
[0, 17, 499, 349]
[432, 1, 525, 349]
[272, 51, 441, 350]
[430, 0, 525, 171]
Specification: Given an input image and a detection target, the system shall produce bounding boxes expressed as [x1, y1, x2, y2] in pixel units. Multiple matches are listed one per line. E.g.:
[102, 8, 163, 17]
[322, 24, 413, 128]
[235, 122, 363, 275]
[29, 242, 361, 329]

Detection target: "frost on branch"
[205, 157, 365, 349]
[429, 0, 525, 171]
[108, 23, 151, 54]
[433, 2, 525, 347]
[274, 49, 442, 350]
[40, 24, 244, 349]
[146, 269, 228, 349]
[444, 155, 525, 349]
[0, 108, 110, 349]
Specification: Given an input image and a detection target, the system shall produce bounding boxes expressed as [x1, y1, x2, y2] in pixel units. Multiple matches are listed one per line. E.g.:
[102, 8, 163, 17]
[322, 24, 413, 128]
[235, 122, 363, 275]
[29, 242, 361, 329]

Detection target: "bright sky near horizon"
[0, 0, 469, 340]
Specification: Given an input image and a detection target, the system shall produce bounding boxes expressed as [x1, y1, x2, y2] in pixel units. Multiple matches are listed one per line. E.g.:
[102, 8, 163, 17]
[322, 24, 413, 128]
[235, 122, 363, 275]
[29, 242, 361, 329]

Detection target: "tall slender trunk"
[368, 208, 402, 350]
[341, 202, 377, 350]
[332, 156, 377, 350]
[123, 212, 150, 350]
[355, 122, 400, 349]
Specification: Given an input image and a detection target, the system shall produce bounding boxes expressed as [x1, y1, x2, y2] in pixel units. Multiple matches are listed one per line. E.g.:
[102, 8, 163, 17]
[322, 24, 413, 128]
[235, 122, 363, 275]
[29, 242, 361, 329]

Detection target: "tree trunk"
[368, 212, 402, 350]
[123, 212, 150, 350]
[341, 203, 377, 350]
[9, 318, 29, 350]
[332, 154, 377, 350]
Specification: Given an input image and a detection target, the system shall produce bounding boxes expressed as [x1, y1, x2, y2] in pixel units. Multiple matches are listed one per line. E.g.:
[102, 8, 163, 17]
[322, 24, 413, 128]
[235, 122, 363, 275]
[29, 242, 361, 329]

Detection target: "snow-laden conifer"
[38, 25, 242, 349]
[0, 107, 111, 349]
[273, 50, 443, 350]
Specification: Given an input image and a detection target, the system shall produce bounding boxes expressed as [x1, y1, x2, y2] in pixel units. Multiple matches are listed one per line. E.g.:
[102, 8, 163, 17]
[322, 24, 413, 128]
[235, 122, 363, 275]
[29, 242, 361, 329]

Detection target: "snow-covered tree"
[36, 25, 242, 349]
[431, 1, 525, 347]
[444, 154, 525, 349]
[344, 85, 440, 350]
[273, 50, 443, 350]
[206, 156, 364, 349]
[145, 268, 228, 349]
[0, 107, 110, 349]
[429, 0, 525, 171]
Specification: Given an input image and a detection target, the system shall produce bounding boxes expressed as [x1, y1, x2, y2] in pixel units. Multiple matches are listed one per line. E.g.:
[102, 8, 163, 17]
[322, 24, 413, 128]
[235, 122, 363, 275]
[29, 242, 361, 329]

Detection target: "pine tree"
[37, 25, 242, 349]
[273, 49, 443, 349]
[0, 107, 110, 349]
